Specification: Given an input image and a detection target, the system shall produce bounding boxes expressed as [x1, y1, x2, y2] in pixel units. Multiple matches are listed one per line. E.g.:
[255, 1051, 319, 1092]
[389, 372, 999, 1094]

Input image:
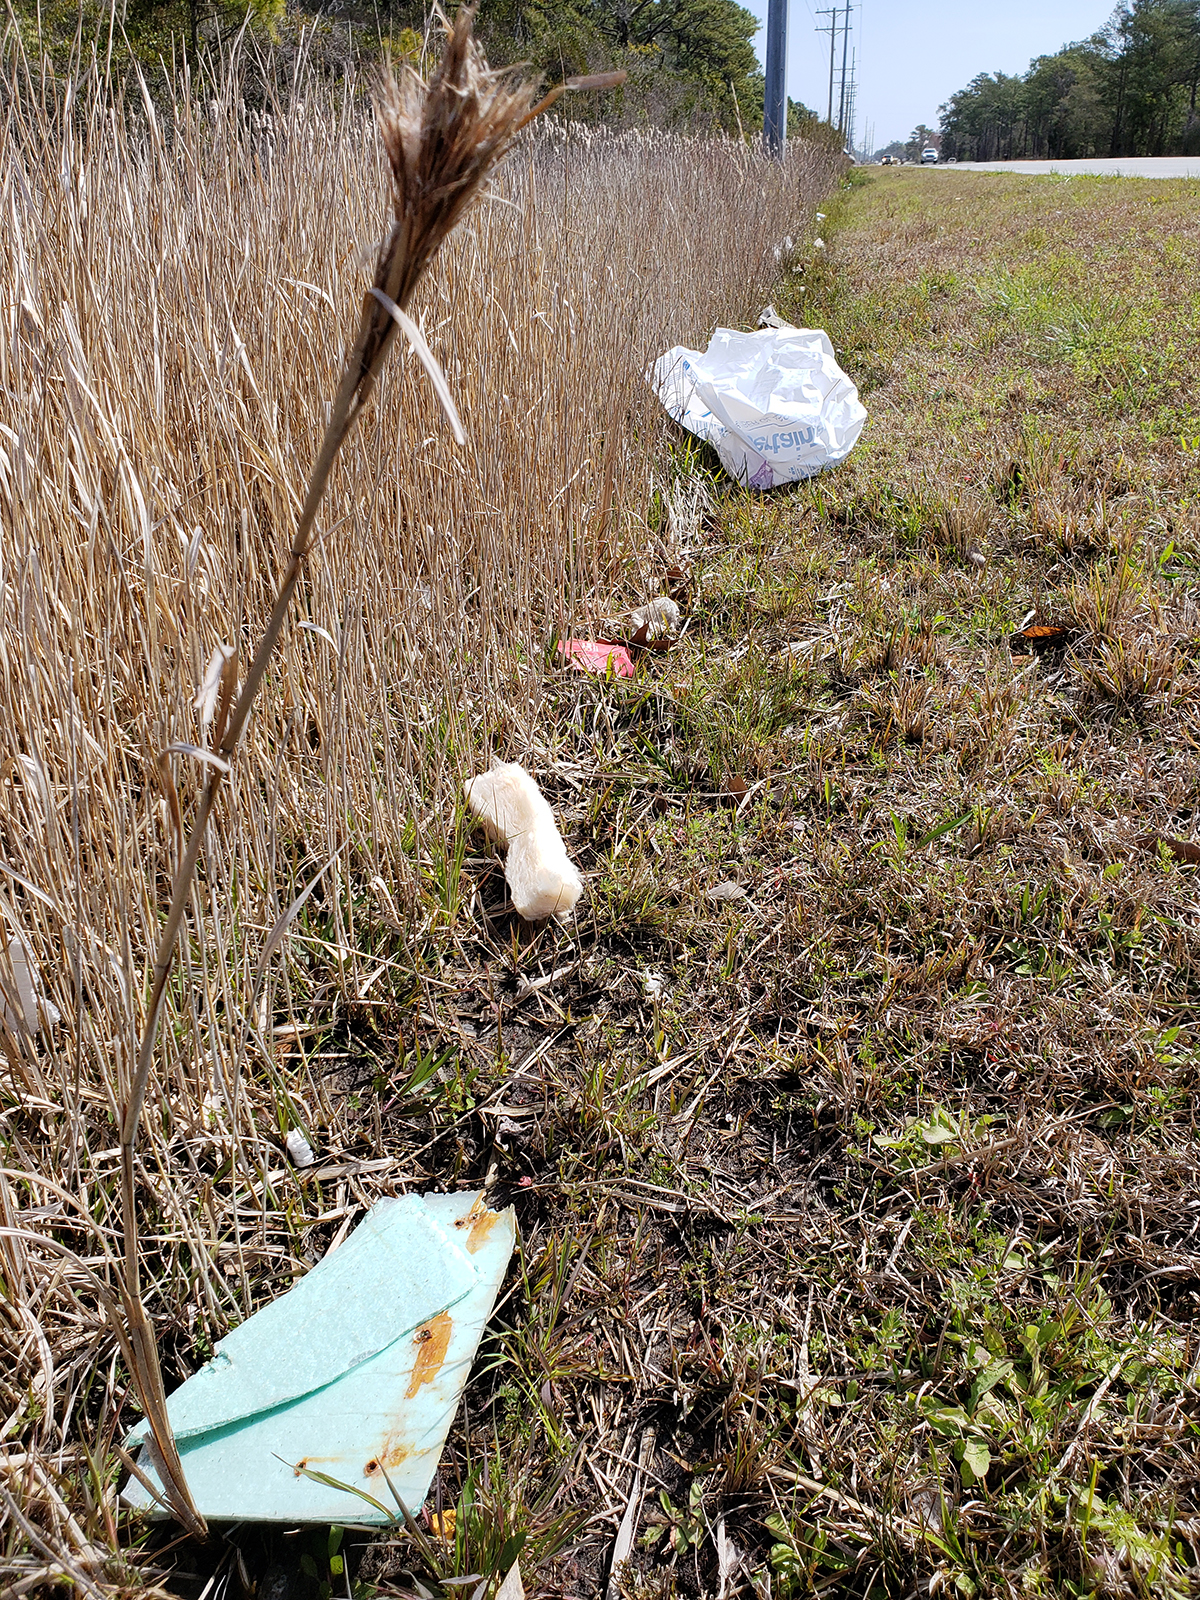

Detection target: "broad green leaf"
[923, 1402, 970, 1434]
[959, 1437, 991, 1484]
[919, 1123, 958, 1144]
[970, 1360, 1013, 1407]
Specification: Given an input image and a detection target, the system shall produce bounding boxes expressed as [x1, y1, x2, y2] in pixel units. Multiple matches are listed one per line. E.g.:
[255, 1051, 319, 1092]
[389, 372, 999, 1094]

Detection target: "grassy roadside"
[13, 161, 1200, 1600]
[363, 168, 1200, 1599]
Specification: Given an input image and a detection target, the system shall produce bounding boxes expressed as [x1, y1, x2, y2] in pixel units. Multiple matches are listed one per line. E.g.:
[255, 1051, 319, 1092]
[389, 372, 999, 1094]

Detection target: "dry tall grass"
[0, 28, 836, 1585]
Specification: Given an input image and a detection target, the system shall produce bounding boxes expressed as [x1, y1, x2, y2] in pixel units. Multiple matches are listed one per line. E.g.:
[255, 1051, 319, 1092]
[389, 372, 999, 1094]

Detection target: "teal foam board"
[122, 1190, 516, 1524]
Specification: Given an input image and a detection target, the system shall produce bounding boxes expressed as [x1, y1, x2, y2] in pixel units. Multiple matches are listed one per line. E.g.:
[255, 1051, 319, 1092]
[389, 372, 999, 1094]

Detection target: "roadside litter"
[121, 1190, 515, 1524]
[651, 323, 866, 489]
[465, 762, 584, 920]
[0, 920, 61, 1039]
[628, 597, 681, 646]
[558, 598, 682, 667]
[284, 1128, 316, 1168]
[557, 638, 635, 677]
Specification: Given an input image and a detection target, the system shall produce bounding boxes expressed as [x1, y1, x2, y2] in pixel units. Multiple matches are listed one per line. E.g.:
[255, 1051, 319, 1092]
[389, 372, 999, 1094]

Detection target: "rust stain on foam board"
[465, 1208, 500, 1254]
[405, 1310, 453, 1398]
[455, 1196, 501, 1254]
[364, 1440, 414, 1477]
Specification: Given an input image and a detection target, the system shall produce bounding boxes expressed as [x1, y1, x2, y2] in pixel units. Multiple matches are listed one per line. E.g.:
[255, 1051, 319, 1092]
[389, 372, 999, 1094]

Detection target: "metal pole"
[764, 0, 788, 160]
[826, 8, 836, 123]
[847, 49, 856, 152]
[837, 3, 850, 137]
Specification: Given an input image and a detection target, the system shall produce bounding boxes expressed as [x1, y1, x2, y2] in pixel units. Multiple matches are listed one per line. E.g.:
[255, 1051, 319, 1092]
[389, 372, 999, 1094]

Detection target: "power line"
[816, 1, 859, 141]
[837, 3, 850, 135]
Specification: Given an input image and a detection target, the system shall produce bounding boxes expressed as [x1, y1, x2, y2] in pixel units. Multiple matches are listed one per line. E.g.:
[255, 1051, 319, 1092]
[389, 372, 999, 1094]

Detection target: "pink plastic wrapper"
[557, 639, 635, 678]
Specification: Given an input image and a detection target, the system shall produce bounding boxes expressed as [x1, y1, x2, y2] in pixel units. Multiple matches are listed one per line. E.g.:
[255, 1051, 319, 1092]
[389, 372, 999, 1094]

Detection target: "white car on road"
[920, 146, 939, 164]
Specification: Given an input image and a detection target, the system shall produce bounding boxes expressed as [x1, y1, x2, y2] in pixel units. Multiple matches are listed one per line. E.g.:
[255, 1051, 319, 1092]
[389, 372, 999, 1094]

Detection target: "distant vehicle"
[879, 154, 897, 165]
[920, 146, 939, 164]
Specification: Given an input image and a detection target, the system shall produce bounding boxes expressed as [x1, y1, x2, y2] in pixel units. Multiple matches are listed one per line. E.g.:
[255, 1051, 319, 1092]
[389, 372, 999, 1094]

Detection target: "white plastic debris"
[0, 928, 60, 1038]
[465, 763, 584, 921]
[813, 238, 826, 252]
[629, 597, 681, 643]
[285, 1128, 316, 1168]
[757, 304, 790, 330]
[122, 1189, 516, 1524]
[652, 326, 866, 489]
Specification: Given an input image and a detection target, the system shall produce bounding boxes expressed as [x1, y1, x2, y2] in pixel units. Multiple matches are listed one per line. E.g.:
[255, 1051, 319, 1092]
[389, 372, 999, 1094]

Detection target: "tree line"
[14, 0, 827, 138]
[477, 0, 824, 133]
[939, 0, 1200, 160]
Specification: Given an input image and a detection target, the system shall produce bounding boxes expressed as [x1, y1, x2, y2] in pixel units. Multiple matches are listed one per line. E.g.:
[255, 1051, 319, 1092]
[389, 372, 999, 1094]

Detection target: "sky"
[743, 0, 1114, 150]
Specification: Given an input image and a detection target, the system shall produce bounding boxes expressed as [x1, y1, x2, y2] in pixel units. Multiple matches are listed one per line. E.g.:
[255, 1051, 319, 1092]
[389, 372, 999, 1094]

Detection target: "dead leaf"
[707, 880, 748, 904]
[716, 1516, 741, 1600]
[606, 1425, 656, 1600]
[1142, 834, 1200, 864]
[494, 1562, 524, 1600]
[631, 621, 672, 650]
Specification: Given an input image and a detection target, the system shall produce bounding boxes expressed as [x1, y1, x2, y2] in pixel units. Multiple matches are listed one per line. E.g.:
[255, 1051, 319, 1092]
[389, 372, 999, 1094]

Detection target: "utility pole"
[816, 7, 837, 125]
[764, 0, 788, 159]
[846, 49, 857, 153]
[837, 2, 851, 139]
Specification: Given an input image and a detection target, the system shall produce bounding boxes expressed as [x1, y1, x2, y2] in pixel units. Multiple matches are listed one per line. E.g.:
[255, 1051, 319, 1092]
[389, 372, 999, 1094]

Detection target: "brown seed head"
[351, 8, 540, 403]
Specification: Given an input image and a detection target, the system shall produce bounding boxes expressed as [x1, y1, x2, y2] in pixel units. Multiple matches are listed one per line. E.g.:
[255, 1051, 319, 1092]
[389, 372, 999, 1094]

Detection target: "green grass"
[391, 168, 1200, 1599]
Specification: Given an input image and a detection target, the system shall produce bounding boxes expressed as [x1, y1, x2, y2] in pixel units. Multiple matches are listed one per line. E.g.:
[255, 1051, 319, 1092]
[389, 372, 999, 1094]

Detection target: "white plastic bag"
[652, 325, 866, 489]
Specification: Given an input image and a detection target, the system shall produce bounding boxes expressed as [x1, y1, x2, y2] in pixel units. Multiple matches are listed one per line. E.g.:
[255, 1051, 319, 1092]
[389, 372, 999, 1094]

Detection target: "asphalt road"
[936, 157, 1200, 179]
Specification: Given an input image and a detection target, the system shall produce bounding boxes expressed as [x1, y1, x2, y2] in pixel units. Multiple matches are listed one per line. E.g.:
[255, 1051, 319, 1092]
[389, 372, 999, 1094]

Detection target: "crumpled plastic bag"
[651, 325, 866, 489]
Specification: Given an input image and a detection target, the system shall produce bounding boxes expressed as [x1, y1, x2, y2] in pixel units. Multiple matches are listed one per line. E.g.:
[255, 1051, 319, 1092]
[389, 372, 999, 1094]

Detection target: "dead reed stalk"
[116, 10, 628, 1531]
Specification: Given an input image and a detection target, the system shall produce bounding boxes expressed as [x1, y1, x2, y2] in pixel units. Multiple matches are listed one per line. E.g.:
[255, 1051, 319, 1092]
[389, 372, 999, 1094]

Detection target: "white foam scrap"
[285, 1128, 316, 1168]
[464, 763, 583, 921]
